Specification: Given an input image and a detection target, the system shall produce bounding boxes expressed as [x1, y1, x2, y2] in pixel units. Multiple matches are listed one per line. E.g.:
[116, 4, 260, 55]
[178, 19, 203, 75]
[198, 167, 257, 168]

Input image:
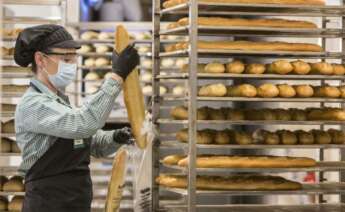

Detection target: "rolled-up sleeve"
[90, 130, 122, 158]
[18, 78, 122, 139]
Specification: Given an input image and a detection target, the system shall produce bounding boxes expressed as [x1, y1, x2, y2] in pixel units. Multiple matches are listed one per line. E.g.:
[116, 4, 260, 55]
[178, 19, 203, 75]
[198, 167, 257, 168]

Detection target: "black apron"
[23, 83, 93, 212]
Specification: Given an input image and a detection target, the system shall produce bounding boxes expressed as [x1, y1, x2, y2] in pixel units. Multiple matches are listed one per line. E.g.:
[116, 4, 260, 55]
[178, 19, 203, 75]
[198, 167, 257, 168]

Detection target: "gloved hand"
[112, 44, 140, 81]
[113, 127, 135, 145]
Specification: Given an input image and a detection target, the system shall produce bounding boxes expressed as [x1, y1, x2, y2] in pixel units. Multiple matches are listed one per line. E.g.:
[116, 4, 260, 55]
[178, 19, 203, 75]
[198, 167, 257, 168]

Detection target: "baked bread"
[2, 85, 29, 93]
[208, 108, 227, 120]
[0, 196, 8, 210]
[95, 57, 110, 67]
[178, 155, 316, 168]
[3, 176, 24, 192]
[176, 129, 214, 144]
[231, 131, 253, 145]
[1, 138, 11, 153]
[294, 84, 314, 97]
[81, 31, 99, 40]
[277, 84, 296, 98]
[247, 109, 277, 120]
[170, 106, 209, 120]
[314, 86, 341, 98]
[226, 60, 245, 74]
[291, 60, 311, 75]
[274, 109, 292, 121]
[290, 109, 307, 121]
[84, 58, 95, 67]
[0, 176, 8, 191]
[198, 83, 227, 97]
[262, 131, 280, 145]
[278, 130, 298, 145]
[245, 63, 266, 74]
[77, 45, 93, 54]
[227, 84, 257, 97]
[296, 130, 314, 145]
[98, 32, 112, 40]
[8, 196, 23, 211]
[328, 129, 345, 144]
[311, 62, 334, 75]
[214, 130, 231, 145]
[312, 130, 331, 144]
[156, 174, 302, 190]
[257, 84, 279, 98]
[169, 40, 323, 52]
[162, 155, 185, 165]
[172, 85, 186, 96]
[307, 108, 345, 121]
[2, 120, 15, 134]
[227, 109, 245, 120]
[205, 62, 226, 73]
[332, 64, 345, 75]
[338, 86, 345, 98]
[181, 64, 205, 73]
[267, 60, 293, 75]
[95, 45, 111, 53]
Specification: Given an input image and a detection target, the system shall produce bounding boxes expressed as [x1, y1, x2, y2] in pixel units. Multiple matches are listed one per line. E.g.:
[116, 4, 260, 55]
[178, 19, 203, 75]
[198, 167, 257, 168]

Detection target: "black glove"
[112, 44, 140, 80]
[113, 127, 134, 145]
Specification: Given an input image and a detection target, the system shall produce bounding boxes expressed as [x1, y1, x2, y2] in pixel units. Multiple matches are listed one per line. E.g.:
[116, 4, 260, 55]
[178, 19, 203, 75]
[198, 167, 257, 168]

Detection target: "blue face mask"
[44, 57, 77, 91]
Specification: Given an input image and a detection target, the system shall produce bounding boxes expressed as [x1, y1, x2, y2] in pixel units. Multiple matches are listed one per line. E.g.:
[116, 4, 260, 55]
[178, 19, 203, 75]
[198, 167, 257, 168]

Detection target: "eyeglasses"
[42, 51, 78, 64]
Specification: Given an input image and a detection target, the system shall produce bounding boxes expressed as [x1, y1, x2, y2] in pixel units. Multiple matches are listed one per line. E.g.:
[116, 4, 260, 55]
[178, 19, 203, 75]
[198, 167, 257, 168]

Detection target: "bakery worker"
[14, 24, 139, 212]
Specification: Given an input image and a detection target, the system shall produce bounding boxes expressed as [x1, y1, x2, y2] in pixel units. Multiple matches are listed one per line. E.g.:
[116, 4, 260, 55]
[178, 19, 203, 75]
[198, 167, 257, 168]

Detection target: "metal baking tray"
[161, 161, 345, 173]
[160, 203, 345, 212]
[1, 92, 26, 98]
[3, 0, 64, 5]
[3, 16, 62, 24]
[1, 73, 33, 79]
[160, 140, 345, 150]
[0, 153, 20, 157]
[161, 26, 345, 38]
[78, 52, 152, 57]
[157, 119, 345, 126]
[159, 50, 344, 59]
[0, 191, 25, 196]
[160, 183, 345, 196]
[0, 112, 15, 119]
[156, 73, 345, 80]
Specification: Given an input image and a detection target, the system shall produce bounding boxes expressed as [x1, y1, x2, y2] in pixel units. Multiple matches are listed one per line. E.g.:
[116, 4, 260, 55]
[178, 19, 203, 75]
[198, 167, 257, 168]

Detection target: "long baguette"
[116, 25, 147, 149]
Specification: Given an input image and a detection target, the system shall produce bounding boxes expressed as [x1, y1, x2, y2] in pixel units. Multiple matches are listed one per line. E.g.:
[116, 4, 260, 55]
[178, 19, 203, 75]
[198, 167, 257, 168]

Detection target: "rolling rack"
[152, 0, 345, 211]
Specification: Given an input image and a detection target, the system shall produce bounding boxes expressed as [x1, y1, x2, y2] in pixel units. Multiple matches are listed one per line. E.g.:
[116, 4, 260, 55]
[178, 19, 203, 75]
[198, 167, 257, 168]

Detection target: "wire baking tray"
[160, 2, 345, 17]
[161, 161, 345, 173]
[157, 119, 345, 126]
[159, 50, 344, 59]
[155, 73, 345, 80]
[160, 203, 345, 212]
[160, 183, 345, 196]
[162, 96, 345, 103]
[160, 140, 345, 150]
[161, 26, 345, 38]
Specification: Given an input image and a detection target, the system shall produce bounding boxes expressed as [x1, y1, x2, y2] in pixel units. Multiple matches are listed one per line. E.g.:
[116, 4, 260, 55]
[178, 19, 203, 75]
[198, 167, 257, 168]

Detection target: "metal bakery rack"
[152, 0, 345, 211]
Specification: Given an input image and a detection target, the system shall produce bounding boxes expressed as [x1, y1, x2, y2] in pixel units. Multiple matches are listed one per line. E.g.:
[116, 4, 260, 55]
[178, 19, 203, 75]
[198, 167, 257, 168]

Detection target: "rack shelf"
[3, 0, 64, 5]
[0, 191, 25, 196]
[3, 16, 62, 24]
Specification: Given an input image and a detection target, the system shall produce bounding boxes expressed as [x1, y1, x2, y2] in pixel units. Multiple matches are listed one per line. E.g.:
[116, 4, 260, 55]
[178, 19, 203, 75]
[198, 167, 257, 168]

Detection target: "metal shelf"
[0, 153, 20, 157]
[0, 167, 19, 175]
[3, 0, 64, 5]
[162, 161, 345, 173]
[161, 26, 345, 38]
[1, 92, 26, 98]
[0, 191, 25, 196]
[0, 134, 15, 138]
[3, 16, 62, 24]
[78, 52, 151, 57]
[161, 183, 345, 196]
[157, 119, 345, 126]
[1, 73, 33, 79]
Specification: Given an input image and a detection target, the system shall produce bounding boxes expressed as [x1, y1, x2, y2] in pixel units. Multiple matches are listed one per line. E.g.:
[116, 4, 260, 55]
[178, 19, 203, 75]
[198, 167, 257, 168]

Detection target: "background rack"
[152, 0, 345, 211]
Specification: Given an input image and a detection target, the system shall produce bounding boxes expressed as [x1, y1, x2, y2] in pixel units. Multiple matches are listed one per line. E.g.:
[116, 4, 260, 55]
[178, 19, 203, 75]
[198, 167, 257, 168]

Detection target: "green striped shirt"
[15, 78, 123, 176]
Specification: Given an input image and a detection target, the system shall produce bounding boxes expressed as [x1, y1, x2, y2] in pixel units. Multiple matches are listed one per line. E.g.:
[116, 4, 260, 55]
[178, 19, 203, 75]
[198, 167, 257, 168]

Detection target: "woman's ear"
[34, 51, 44, 69]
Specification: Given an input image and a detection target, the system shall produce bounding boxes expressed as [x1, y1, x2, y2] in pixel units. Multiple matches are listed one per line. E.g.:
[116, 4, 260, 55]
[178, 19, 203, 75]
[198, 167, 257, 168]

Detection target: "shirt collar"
[30, 78, 70, 105]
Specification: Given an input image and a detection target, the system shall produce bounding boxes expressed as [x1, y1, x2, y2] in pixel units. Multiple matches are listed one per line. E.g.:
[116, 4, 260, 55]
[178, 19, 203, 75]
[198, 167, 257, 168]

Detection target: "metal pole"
[188, 0, 198, 211]
[152, 0, 161, 210]
[340, 0, 345, 204]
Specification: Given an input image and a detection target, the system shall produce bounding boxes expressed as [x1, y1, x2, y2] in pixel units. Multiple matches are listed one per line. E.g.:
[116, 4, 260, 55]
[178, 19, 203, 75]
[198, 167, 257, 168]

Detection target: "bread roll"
[214, 130, 230, 145]
[98, 32, 112, 40]
[176, 129, 214, 144]
[142, 59, 152, 69]
[245, 63, 266, 74]
[95, 57, 110, 67]
[226, 60, 245, 74]
[162, 155, 185, 165]
[85, 72, 100, 81]
[172, 85, 185, 96]
[277, 84, 296, 98]
[314, 86, 341, 98]
[1, 138, 11, 153]
[311, 62, 334, 75]
[338, 86, 345, 98]
[204, 62, 225, 73]
[332, 64, 345, 75]
[231, 131, 252, 145]
[208, 108, 227, 120]
[170, 106, 208, 120]
[296, 130, 314, 145]
[268, 60, 293, 75]
[84, 58, 95, 67]
[227, 109, 245, 120]
[161, 58, 175, 68]
[290, 109, 307, 121]
[278, 130, 297, 145]
[181, 64, 205, 73]
[328, 129, 345, 144]
[95, 45, 111, 53]
[3, 176, 24, 192]
[140, 72, 152, 83]
[227, 84, 257, 97]
[291, 60, 311, 75]
[8, 196, 23, 211]
[77, 45, 93, 54]
[312, 130, 331, 144]
[0, 197, 8, 210]
[81, 31, 99, 40]
[262, 130, 280, 145]
[257, 84, 279, 98]
[176, 58, 188, 69]
[198, 83, 227, 97]
[274, 109, 292, 121]
[294, 84, 314, 97]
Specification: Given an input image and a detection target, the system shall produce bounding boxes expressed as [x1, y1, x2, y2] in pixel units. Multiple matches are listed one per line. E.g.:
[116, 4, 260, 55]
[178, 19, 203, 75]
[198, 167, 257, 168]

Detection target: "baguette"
[162, 155, 185, 165]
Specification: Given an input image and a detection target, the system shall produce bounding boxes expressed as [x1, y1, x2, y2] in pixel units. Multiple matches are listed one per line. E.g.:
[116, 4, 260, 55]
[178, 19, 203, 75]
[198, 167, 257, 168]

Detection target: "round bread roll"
[95, 57, 110, 67]
[232, 131, 252, 145]
[198, 83, 227, 97]
[312, 130, 332, 144]
[214, 130, 230, 145]
[289, 109, 307, 121]
[98, 32, 112, 40]
[257, 84, 279, 98]
[274, 109, 292, 121]
[142, 59, 152, 69]
[104, 72, 113, 79]
[176, 129, 215, 144]
[338, 86, 345, 98]
[314, 86, 341, 98]
[140, 72, 152, 83]
[328, 129, 345, 144]
[161, 58, 175, 68]
[95, 45, 111, 53]
[227, 84, 257, 97]
[175, 58, 188, 69]
[332, 64, 345, 75]
[77, 45, 93, 54]
[138, 46, 150, 54]
[277, 84, 296, 98]
[278, 130, 298, 145]
[227, 109, 245, 120]
[171, 106, 209, 120]
[81, 31, 99, 40]
[268, 60, 293, 75]
[226, 60, 245, 74]
[172, 85, 185, 96]
[8, 196, 23, 211]
[3, 176, 24, 192]
[296, 130, 314, 145]
[204, 62, 225, 73]
[208, 108, 226, 120]
[84, 58, 95, 67]
[85, 72, 100, 81]
[261, 130, 280, 145]
[294, 85, 314, 97]
[1, 138, 11, 153]
[291, 60, 311, 75]
[142, 85, 153, 96]
[311, 62, 334, 75]
[160, 86, 168, 95]
[261, 109, 277, 120]
[181, 64, 205, 73]
[245, 63, 266, 74]
[0, 197, 8, 210]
